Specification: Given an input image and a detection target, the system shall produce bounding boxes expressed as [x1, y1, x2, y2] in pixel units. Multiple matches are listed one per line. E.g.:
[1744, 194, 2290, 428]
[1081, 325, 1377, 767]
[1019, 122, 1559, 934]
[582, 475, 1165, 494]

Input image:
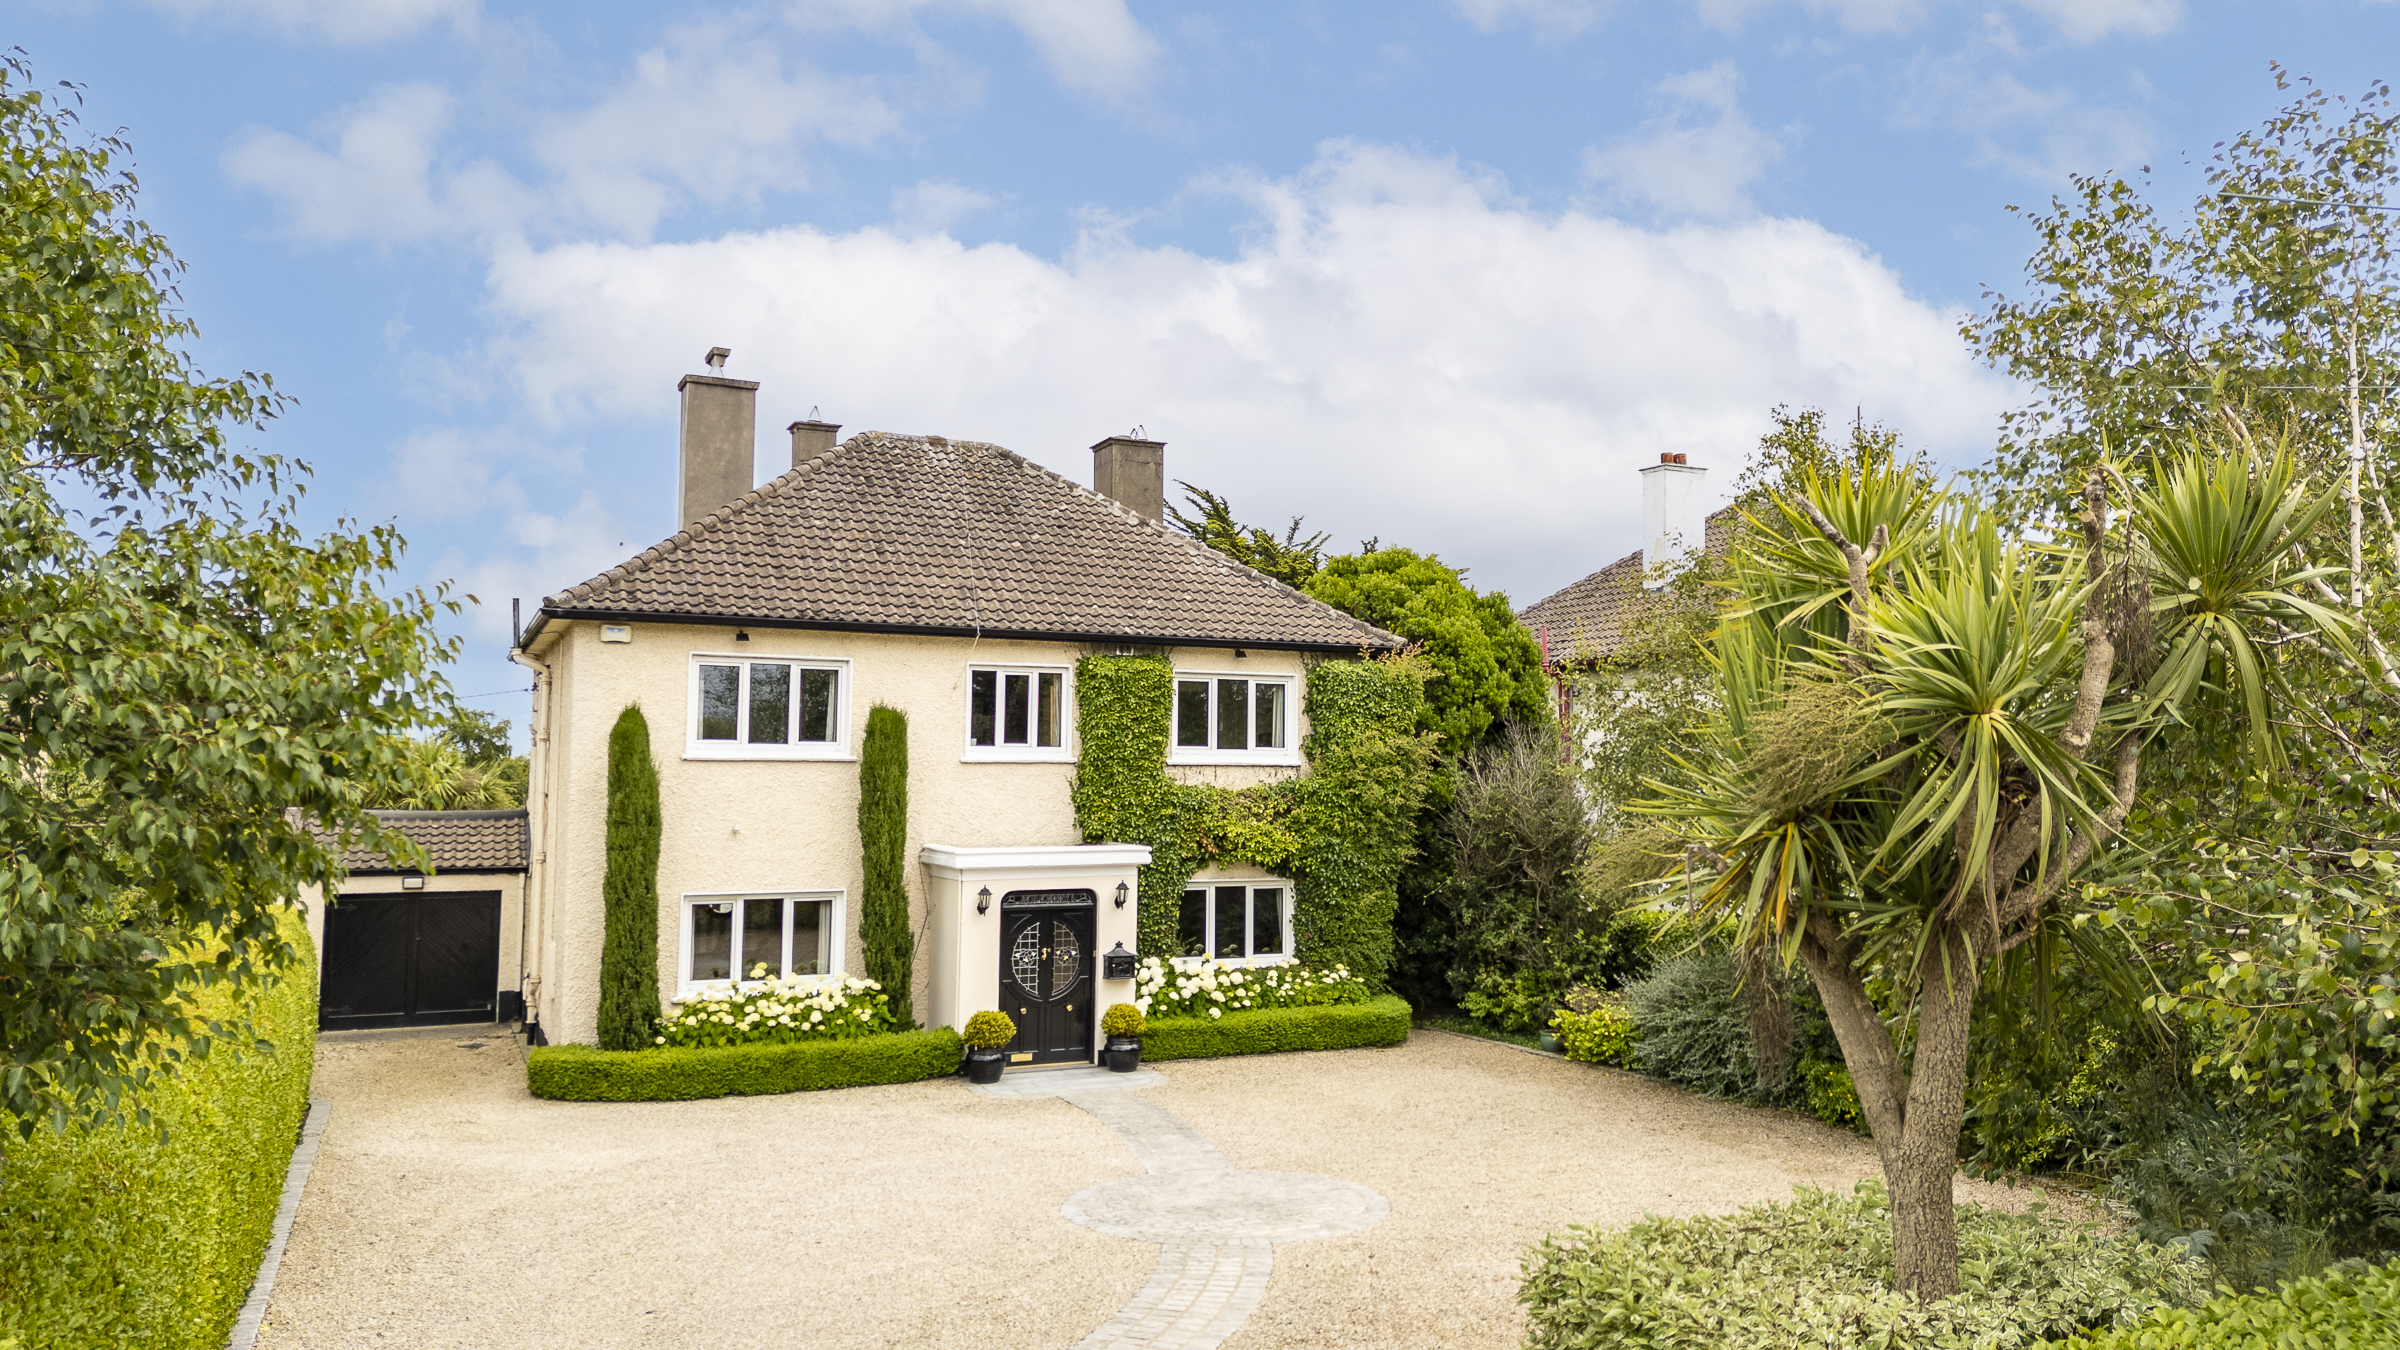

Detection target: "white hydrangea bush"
[654, 969, 895, 1048]
[1132, 956, 1371, 1022]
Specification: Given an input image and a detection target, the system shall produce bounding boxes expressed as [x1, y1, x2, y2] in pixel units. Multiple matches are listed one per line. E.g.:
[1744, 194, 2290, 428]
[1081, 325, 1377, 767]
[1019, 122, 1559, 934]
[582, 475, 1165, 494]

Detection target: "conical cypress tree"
[858, 704, 914, 1028]
[598, 703, 662, 1050]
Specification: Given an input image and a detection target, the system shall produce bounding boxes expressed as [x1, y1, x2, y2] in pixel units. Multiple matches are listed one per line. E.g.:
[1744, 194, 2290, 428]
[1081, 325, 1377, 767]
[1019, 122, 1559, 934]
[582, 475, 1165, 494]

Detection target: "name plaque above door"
[1000, 888, 1097, 910]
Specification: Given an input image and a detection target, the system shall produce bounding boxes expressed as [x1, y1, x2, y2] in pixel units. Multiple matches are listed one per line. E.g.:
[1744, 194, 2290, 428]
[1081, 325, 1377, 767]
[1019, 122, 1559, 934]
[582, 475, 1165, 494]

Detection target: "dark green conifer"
[598, 704, 662, 1050]
[858, 704, 914, 1027]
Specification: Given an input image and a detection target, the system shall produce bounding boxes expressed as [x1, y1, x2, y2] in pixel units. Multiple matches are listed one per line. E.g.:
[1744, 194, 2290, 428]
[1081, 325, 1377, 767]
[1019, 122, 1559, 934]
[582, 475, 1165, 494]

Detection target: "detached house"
[503, 355, 1402, 1063]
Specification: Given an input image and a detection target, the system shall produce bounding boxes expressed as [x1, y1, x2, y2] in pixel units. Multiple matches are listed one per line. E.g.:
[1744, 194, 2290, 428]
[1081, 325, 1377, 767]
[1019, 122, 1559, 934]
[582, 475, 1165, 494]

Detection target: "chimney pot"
[677, 359, 760, 530]
[1091, 433, 1167, 522]
[788, 417, 842, 466]
[705, 346, 731, 370]
[1639, 456, 1709, 590]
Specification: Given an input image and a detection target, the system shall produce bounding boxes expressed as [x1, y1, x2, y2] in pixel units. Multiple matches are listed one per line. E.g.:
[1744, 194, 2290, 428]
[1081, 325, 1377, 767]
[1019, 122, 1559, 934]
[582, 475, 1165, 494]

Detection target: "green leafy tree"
[857, 705, 913, 1027]
[0, 63, 457, 1137]
[1167, 481, 1330, 589]
[598, 705, 662, 1050]
[1966, 69, 2400, 587]
[1307, 547, 1550, 750]
[1640, 441, 2352, 1297]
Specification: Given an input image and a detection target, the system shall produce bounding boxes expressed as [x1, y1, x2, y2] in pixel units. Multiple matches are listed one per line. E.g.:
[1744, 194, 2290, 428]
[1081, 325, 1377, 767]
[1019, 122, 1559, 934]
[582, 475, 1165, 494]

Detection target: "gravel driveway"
[257, 1027, 2064, 1350]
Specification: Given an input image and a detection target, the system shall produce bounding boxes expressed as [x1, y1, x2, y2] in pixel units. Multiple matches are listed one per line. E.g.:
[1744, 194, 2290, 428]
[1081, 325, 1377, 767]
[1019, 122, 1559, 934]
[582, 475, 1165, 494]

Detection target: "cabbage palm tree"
[1638, 438, 2352, 1297]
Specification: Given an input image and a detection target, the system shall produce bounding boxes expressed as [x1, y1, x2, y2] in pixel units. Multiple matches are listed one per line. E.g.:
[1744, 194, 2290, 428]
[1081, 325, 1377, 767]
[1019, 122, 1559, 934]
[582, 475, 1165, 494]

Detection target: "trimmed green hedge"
[527, 1027, 964, 1101]
[1143, 994, 1412, 1060]
[0, 907, 318, 1350]
[2071, 1262, 2400, 1348]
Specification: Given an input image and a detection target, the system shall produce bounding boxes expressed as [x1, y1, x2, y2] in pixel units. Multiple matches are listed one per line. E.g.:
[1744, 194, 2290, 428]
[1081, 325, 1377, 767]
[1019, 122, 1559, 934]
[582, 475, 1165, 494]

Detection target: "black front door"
[321, 890, 503, 1031]
[999, 895, 1095, 1064]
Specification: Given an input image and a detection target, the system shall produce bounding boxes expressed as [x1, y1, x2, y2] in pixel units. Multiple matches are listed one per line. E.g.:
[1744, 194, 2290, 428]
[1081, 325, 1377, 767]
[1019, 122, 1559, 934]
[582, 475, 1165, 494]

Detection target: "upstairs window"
[966, 665, 1069, 760]
[1170, 673, 1295, 764]
[1177, 882, 1291, 965]
[689, 655, 848, 759]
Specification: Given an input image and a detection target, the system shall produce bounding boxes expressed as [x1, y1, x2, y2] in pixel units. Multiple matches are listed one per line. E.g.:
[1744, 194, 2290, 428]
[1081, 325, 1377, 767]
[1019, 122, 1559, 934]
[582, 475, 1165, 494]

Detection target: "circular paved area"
[259, 1027, 2084, 1350]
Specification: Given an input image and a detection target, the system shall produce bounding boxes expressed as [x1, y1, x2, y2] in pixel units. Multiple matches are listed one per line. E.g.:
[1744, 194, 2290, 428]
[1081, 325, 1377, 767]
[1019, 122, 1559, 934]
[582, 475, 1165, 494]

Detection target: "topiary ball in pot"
[1100, 1003, 1145, 1073]
[962, 1010, 1015, 1084]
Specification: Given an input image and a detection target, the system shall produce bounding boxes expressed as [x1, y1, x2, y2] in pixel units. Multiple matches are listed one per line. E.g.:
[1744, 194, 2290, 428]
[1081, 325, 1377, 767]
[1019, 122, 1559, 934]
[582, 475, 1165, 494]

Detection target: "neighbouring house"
[1517, 453, 1734, 669]
[301, 809, 530, 1030]
[504, 353, 1403, 1063]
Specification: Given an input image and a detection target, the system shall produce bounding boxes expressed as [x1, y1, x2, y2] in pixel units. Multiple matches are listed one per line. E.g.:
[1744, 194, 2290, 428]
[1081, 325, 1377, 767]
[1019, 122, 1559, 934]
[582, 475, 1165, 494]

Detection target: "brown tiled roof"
[326, 810, 529, 875]
[1518, 510, 1739, 665]
[532, 432, 1401, 652]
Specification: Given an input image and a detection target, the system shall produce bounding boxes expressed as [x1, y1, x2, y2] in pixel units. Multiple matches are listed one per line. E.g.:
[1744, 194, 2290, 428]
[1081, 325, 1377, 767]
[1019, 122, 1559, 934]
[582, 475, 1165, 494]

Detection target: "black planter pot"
[1102, 1037, 1143, 1073]
[965, 1048, 1006, 1084]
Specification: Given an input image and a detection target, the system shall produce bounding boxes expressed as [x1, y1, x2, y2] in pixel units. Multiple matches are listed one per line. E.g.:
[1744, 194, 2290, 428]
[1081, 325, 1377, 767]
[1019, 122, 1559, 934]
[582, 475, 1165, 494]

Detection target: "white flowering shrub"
[654, 968, 896, 1048]
[1132, 956, 1371, 1022]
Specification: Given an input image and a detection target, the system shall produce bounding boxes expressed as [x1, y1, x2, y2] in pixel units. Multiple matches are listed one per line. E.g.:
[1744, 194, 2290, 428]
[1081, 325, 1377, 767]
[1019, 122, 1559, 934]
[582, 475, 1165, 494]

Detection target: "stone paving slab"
[969, 1066, 1165, 1098]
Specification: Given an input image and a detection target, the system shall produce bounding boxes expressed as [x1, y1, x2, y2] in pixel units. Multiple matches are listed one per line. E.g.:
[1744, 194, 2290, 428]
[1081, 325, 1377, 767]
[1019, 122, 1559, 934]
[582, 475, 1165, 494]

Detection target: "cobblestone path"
[970, 1067, 1388, 1350]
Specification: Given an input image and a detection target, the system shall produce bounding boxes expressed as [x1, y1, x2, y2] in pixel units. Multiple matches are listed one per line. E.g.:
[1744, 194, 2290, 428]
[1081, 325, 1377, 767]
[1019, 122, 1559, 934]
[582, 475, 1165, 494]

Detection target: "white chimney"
[1640, 453, 1708, 589]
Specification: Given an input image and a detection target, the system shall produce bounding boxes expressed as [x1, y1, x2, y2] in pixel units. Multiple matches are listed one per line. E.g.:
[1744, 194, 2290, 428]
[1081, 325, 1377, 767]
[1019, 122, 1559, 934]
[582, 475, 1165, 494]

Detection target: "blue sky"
[14, 1, 2398, 728]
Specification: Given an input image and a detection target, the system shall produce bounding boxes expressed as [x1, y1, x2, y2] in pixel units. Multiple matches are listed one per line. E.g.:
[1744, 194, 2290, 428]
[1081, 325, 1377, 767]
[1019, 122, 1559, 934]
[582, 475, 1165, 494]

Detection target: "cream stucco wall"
[516, 620, 1318, 1047]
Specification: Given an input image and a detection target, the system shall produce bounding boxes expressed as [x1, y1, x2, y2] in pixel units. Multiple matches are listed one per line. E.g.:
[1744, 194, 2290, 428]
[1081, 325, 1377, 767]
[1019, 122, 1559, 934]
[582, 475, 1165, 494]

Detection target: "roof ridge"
[988, 445, 1398, 647]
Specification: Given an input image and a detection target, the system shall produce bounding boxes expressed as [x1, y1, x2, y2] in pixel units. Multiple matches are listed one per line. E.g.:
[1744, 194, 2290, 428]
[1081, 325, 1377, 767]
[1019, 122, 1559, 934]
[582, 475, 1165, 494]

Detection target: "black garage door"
[321, 890, 503, 1031]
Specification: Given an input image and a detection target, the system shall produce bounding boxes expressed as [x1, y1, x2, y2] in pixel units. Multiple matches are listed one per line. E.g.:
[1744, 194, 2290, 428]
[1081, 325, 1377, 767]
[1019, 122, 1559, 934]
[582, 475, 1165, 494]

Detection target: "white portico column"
[919, 843, 1151, 1062]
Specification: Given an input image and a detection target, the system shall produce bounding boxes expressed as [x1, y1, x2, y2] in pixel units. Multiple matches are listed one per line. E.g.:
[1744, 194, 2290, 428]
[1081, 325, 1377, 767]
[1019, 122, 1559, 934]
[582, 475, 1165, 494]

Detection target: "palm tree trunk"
[1797, 920, 1978, 1299]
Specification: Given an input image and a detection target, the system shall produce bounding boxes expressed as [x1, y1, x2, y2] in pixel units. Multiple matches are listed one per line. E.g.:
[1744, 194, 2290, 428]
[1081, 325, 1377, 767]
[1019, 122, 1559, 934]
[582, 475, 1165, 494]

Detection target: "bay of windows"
[967, 666, 1067, 758]
[1171, 674, 1294, 763]
[690, 655, 846, 758]
[683, 894, 835, 987]
[1177, 882, 1291, 964]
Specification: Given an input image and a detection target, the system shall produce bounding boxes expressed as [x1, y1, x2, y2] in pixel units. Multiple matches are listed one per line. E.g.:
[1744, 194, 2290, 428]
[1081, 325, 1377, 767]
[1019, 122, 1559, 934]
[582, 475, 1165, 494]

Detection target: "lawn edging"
[526, 1028, 964, 1101]
[1142, 993, 1412, 1061]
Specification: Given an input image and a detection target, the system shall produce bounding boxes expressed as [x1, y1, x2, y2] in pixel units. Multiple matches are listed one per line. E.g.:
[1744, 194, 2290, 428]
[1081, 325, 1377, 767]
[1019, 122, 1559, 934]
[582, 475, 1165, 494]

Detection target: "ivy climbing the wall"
[1071, 653, 1436, 986]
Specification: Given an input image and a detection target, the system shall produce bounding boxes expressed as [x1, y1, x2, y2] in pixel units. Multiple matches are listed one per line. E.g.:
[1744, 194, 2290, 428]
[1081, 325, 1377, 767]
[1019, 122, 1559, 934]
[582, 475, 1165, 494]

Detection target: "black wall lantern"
[1102, 942, 1138, 980]
[1113, 881, 1130, 909]
[976, 886, 992, 915]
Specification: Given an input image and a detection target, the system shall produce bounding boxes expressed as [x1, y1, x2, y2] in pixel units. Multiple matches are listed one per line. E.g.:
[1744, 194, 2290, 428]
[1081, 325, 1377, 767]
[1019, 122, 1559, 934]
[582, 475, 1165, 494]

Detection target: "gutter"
[517, 605, 1404, 655]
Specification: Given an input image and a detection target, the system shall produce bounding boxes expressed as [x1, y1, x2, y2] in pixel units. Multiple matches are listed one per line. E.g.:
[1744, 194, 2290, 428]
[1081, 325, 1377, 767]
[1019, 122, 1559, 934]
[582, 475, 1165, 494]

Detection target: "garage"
[311, 809, 529, 1032]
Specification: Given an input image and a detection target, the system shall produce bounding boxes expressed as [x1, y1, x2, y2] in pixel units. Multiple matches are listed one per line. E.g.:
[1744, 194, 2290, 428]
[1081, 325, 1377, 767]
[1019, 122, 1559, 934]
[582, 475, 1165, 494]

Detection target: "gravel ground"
[1159, 1030, 2087, 1350]
[258, 1026, 2086, 1350]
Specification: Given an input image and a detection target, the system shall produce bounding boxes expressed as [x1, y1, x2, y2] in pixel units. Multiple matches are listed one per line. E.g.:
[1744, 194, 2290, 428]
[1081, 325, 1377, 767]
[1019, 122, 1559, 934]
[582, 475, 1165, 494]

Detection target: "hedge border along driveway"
[0, 907, 318, 1350]
[1142, 994, 1412, 1061]
[526, 1028, 964, 1101]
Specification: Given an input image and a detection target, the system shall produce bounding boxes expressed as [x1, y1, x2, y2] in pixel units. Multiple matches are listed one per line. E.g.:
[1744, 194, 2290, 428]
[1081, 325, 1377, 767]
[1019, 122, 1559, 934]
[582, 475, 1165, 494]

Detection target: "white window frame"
[1171, 879, 1296, 969]
[676, 889, 845, 996]
[686, 652, 853, 761]
[962, 662, 1076, 763]
[1166, 669, 1300, 766]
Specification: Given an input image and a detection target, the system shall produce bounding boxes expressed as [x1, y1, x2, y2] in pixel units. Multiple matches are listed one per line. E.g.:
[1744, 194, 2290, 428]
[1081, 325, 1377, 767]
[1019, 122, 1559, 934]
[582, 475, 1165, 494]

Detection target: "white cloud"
[891, 178, 997, 234]
[1691, 0, 1930, 33]
[476, 143, 2009, 605]
[532, 26, 901, 240]
[2011, 0, 2180, 40]
[1585, 62, 1783, 217]
[1447, 0, 1607, 39]
[145, 0, 476, 43]
[226, 28, 896, 244]
[787, 0, 1160, 100]
[1894, 32, 2154, 180]
[224, 85, 526, 242]
[1692, 0, 2180, 39]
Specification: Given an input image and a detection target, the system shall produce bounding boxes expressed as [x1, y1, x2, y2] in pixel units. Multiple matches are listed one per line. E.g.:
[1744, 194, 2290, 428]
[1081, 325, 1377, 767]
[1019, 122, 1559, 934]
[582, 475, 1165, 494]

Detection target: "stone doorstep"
[968, 1065, 1165, 1098]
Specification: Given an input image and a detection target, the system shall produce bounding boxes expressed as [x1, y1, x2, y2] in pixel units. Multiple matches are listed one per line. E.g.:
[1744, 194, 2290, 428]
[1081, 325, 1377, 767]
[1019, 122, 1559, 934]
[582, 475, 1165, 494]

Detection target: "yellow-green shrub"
[1552, 1005, 1636, 1065]
[0, 908, 317, 1350]
[2069, 1261, 2400, 1348]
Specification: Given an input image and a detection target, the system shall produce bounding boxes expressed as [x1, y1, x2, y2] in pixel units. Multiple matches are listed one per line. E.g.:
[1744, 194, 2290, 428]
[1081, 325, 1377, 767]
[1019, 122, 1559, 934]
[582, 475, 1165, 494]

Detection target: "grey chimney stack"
[1091, 433, 1166, 521]
[788, 417, 842, 466]
[1639, 451, 1708, 590]
[677, 347, 758, 531]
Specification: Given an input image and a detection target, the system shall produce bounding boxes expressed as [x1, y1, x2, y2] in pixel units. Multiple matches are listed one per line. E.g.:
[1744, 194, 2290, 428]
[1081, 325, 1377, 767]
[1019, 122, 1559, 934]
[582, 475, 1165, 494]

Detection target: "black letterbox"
[1102, 942, 1138, 980]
